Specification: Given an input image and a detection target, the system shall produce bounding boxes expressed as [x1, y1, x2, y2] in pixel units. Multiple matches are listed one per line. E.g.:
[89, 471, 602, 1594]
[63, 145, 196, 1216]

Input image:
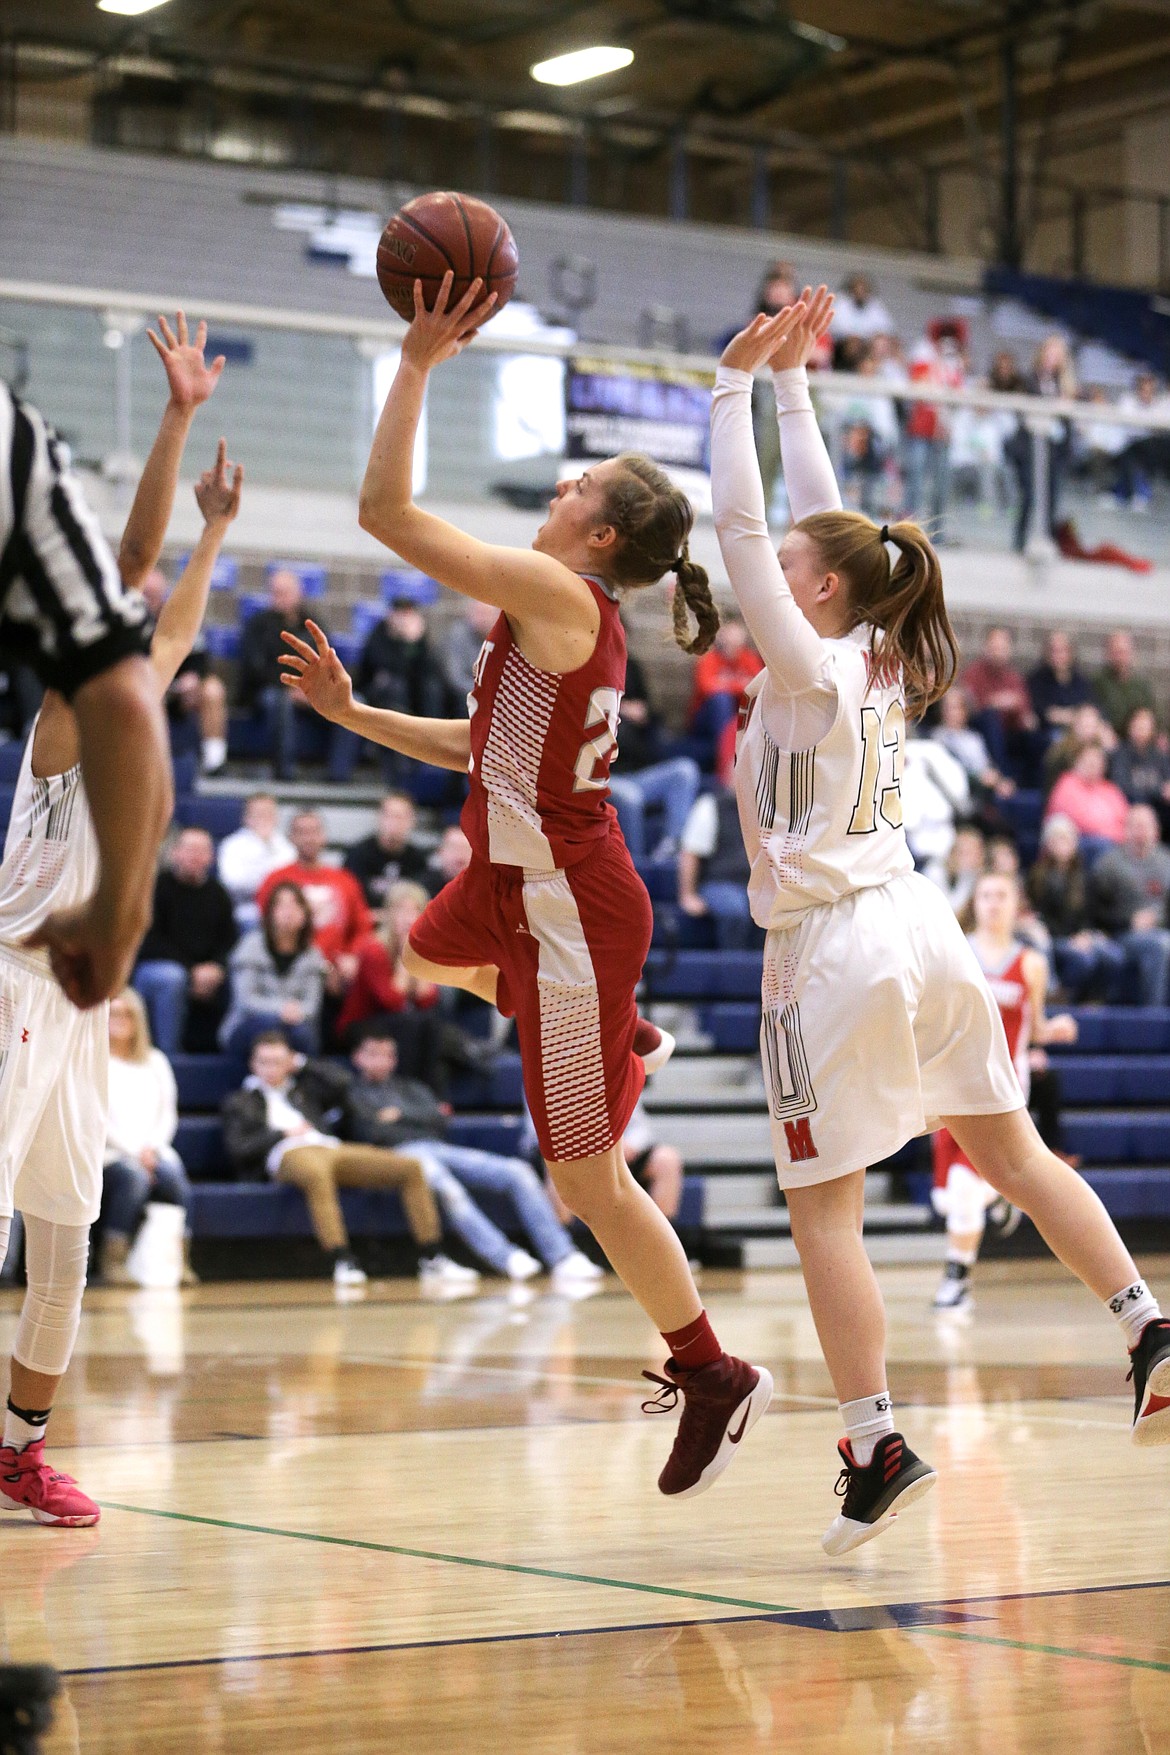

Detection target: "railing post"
[101, 309, 143, 485]
[1024, 417, 1058, 562]
[750, 148, 770, 231]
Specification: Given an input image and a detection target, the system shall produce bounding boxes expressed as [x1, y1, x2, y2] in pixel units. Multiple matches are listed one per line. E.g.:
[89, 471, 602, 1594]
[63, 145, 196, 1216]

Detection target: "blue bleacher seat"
[266, 560, 326, 597]
[1058, 1009, 1170, 1054]
[645, 950, 763, 1001]
[174, 1116, 225, 1178]
[171, 1055, 240, 1111]
[0, 740, 27, 783]
[174, 794, 246, 840]
[380, 569, 439, 606]
[350, 601, 383, 641]
[1064, 1112, 1170, 1163]
[448, 1053, 525, 1111]
[0, 785, 14, 836]
[177, 552, 238, 593]
[332, 633, 362, 667]
[204, 625, 241, 661]
[239, 592, 268, 624]
[699, 1003, 761, 1052]
[1082, 1170, 1170, 1221]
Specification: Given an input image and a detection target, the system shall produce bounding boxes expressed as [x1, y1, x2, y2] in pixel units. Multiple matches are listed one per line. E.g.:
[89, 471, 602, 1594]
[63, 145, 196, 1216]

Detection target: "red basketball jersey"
[934, 940, 1031, 1187]
[461, 577, 625, 871]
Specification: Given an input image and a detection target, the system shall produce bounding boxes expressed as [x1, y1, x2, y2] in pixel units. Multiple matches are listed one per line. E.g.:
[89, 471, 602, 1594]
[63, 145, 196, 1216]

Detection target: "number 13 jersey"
[462, 576, 625, 871]
[735, 622, 913, 929]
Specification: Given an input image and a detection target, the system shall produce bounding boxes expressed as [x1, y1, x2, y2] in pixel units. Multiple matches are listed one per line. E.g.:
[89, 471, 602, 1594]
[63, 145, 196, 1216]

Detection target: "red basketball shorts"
[409, 833, 652, 1163]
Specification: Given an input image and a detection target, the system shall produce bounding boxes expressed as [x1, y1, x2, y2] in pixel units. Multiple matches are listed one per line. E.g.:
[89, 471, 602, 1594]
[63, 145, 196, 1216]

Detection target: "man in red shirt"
[257, 810, 371, 989]
[960, 626, 1040, 782]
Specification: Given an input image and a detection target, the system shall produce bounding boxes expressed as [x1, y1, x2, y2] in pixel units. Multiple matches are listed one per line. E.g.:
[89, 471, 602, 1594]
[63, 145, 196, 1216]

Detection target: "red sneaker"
[633, 1017, 676, 1076]
[642, 1354, 773, 1498]
[0, 1440, 100, 1527]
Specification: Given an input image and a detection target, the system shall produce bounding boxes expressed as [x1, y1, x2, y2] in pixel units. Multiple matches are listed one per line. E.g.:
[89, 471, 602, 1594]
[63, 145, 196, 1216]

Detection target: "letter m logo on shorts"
[783, 1118, 818, 1163]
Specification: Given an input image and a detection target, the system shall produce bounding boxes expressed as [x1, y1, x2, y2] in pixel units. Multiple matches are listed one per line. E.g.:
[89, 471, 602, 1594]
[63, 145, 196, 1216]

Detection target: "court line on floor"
[98, 1500, 800, 1614]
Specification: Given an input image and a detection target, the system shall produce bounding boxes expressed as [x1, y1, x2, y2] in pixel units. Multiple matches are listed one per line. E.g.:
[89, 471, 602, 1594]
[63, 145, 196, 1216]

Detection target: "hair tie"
[879, 524, 890, 544]
[673, 554, 687, 573]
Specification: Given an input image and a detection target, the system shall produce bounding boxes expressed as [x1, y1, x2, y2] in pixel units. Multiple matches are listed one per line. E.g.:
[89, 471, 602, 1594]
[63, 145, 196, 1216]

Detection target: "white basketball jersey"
[735, 624, 913, 928]
[0, 718, 98, 949]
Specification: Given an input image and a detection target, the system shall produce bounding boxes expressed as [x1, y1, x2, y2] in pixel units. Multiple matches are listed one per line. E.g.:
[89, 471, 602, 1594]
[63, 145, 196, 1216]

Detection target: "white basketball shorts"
[0, 944, 108, 1226]
[759, 871, 1023, 1189]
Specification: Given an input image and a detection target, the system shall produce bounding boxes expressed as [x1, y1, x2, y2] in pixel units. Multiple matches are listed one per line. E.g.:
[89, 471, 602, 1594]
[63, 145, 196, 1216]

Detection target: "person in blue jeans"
[606, 653, 701, 859]
[341, 1032, 603, 1287]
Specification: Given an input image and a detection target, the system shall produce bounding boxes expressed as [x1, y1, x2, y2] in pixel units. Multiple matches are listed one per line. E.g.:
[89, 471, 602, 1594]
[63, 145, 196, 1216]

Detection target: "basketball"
[376, 191, 519, 322]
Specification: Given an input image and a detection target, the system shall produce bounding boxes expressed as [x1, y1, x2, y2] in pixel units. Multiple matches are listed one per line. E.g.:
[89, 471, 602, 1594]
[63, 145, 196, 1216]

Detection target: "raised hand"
[401, 271, 499, 371]
[194, 437, 243, 529]
[147, 311, 226, 410]
[766, 284, 835, 373]
[279, 619, 354, 724]
[719, 299, 808, 375]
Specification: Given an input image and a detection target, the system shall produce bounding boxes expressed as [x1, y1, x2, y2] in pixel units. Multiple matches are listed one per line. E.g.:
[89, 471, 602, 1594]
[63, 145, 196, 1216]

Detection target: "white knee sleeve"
[943, 1163, 995, 1240]
[13, 1218, 90, 1377]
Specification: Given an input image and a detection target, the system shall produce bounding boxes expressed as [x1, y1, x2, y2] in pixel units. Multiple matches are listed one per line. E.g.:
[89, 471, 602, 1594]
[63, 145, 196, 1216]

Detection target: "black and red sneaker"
[633, 1017, 676, 1077]
[821, 1433, 936, 1556]
[642, 1354, 773, 1498]
[1128, 1318, 1170, 1447]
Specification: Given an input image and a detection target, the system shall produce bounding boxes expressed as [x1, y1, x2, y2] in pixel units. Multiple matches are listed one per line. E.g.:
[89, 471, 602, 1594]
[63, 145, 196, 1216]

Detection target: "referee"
[0, 383, 172, 1008]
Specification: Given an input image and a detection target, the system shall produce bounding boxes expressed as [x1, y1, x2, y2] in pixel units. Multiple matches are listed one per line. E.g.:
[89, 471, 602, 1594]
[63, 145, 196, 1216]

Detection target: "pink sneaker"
[0, 1439, 100, 1527]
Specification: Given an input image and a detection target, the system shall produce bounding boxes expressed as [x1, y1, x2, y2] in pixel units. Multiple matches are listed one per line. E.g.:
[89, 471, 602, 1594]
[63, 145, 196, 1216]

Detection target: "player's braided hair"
[795, 510, 959, 718]
[599, 453, 720, 655]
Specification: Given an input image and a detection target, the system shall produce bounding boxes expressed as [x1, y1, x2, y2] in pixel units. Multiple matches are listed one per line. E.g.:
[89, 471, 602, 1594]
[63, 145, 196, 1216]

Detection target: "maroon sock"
[661, 1311, 722, 1372]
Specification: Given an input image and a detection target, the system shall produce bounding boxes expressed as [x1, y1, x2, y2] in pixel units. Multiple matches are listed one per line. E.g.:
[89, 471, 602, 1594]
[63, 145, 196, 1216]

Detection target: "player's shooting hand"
[280, 620, 354, 723]
[766, 285, 835, 373]
[719, 299, 807, 375]
[401, 271, 499, 370]
[148, 311, 226, 411]
[21, 897, 141, 1010]
[195, 438, 243, 529]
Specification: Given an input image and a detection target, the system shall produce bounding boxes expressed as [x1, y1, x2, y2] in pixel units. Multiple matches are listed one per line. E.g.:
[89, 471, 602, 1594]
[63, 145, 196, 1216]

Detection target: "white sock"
[840, 1391, 895, 1467]
[4, 1399, 49, 1453]
[202, 736, 227, 771]
[1108, 1280, 1163, 1351]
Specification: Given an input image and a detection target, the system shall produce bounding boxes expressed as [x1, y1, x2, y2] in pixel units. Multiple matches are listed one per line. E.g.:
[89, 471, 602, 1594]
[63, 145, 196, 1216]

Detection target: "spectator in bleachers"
[336, 879, 441, 1060]
[1043, 700, 1117, 789]
[1027, 630, 1094, 739]
[140, 567, 229, 775]
[216, 792, 296, 922]
[834, 350, 899, 519]
[931, 688, 1016, 807]
[99, 989, 196, 1286]
[606, 653, 700, 860]
[221, 1030, 469, 1290]
[1111, 371, 1170, 510]
[343, 791, 432, 908]
[220, 881, 328, 1059]
[257, 811, 372, 994]
[1079, 385, 1133, 495]
[426, 825, 473, 897]
[1045, 741, 1129, 849]
[342, 1030, 600, 1287]
[687, 615, 762, 767]
[1111, 706, 1170, 829]
[134, 828, 237, 1054]
[678, 784, 756, 950]
[439, 598, 499, 701]
[1094, 629, 1157, 736]
[238, 568, 345, 781]
[1009, 335, 1077, 552]
[353, 595, 449, 783]
[901, 727, 970, 867]
[1028, 815, 1126, 1002]
[903, 319, 966, 538]
[960, 626, 1038, 776]
[1088, 801, 1170, 977]
[832, 273, 894, 345]
[924, 822, 986, 917]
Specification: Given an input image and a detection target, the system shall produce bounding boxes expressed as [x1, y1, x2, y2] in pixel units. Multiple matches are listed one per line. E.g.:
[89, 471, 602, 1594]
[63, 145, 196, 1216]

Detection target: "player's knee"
[401, 940, 427, 980]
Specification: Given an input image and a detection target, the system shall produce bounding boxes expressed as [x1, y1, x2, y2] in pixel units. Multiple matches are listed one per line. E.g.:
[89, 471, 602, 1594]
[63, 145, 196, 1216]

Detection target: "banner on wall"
[564, 356, 714, 509]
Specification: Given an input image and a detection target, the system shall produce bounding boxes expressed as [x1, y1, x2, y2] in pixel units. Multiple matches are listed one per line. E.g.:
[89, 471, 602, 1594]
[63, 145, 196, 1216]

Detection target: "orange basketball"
[376, 192, 518, 322]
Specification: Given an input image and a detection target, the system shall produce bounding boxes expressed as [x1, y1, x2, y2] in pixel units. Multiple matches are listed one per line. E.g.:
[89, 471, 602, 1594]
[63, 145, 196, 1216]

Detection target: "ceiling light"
[791, 20, 847, 51]
[97, 0, 173, 16]
[531, 46, 634, 87]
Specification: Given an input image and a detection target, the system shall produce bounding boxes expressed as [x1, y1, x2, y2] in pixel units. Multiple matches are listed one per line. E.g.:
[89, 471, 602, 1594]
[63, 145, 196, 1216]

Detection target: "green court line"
[101, 1501, 1170, 1678]
[920, 1627, 1170, 1675]
[100, 1501, 796, 1615]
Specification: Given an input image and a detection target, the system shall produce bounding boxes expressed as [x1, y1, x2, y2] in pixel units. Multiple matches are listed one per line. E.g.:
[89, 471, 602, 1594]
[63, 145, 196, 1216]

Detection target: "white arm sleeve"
[771, 367, 844, 522]
[710, 367, 830, 699]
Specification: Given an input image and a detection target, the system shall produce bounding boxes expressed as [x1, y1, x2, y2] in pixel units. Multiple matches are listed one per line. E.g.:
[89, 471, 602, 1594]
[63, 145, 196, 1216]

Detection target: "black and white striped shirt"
[0, 383, 151, 699]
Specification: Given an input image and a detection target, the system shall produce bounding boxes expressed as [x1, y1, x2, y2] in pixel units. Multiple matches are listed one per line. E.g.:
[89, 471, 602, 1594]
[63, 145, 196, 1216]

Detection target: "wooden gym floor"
[2, 1258, 1169, 1753]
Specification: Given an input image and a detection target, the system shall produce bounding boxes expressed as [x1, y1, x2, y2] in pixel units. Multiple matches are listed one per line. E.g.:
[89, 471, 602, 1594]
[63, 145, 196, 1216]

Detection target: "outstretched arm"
[280, 621, 471, 773]
[358, 274, 595, 635]
[118, 313, 226, 587]
[710, 295, 834, 696]
[150, 438, 243, 691]
[767, 287, 843, 524]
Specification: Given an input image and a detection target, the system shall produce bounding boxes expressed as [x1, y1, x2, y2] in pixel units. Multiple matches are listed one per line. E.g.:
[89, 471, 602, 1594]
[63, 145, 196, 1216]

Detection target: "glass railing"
[3, 276, 1170, 565]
